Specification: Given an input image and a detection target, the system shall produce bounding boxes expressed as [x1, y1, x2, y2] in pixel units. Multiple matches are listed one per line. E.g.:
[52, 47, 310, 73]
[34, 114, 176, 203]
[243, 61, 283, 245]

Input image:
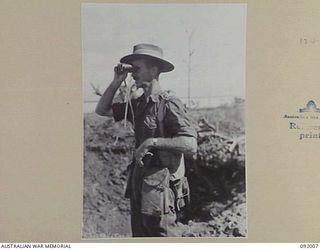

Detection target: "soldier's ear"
[151, 66, 160, 78]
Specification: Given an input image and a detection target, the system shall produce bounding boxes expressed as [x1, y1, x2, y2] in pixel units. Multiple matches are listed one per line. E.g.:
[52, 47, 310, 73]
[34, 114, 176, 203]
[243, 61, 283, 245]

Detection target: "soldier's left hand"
[135, 139, 153, 167]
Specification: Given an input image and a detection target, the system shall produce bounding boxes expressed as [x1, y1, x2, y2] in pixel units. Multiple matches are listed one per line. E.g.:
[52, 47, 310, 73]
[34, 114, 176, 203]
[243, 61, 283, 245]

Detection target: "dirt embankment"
[83, 114, 134, 237]
[83, 104, 246, 238]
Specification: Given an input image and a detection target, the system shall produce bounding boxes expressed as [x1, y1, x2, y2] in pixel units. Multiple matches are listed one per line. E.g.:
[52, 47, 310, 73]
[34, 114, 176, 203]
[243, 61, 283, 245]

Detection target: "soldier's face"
[131, 59, 154, 88]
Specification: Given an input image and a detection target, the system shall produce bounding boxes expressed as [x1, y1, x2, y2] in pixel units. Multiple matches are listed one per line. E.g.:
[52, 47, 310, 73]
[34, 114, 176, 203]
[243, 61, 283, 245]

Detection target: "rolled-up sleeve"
[164, 97, 197, 138]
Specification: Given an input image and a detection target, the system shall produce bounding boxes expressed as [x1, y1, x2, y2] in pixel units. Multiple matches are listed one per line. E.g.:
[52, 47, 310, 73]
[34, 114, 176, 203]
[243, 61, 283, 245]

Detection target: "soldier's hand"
[135, 139, 153, 167]
[113, 63, 128, 83]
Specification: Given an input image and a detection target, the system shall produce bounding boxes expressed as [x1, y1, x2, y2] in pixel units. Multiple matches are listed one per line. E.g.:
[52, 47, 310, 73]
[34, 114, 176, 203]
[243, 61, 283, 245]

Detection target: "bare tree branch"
[187, 27, 197, 108]
[90, 82, 103, 96]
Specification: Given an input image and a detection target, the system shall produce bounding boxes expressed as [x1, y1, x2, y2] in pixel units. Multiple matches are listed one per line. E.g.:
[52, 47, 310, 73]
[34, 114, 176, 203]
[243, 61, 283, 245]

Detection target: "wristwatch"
[152, 138, 158, 147]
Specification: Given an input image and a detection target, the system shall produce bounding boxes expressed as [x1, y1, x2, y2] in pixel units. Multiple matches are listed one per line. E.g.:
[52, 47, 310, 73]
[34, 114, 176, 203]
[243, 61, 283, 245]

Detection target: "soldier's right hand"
[113, 63, 128, 84]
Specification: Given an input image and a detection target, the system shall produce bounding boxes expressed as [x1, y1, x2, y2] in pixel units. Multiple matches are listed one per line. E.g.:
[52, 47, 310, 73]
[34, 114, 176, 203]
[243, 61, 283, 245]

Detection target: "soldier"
[96, 43, 197, 237]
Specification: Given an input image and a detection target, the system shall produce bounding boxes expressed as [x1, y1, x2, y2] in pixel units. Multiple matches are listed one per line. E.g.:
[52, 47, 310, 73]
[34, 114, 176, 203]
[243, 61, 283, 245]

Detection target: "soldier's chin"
[131, 88, 144, 99]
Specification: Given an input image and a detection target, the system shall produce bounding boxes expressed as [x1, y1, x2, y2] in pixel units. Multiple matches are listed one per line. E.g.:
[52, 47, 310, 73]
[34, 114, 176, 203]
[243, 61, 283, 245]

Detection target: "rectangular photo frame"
[82, 3, 247, 238]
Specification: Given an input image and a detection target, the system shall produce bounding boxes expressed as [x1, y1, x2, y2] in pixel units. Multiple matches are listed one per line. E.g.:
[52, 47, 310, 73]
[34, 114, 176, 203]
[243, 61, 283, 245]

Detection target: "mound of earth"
[83, 114, 134, 237]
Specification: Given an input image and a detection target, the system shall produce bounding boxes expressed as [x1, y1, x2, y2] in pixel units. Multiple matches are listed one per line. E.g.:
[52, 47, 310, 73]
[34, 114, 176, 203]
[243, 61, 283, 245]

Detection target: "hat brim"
[120, 54, 174, 73]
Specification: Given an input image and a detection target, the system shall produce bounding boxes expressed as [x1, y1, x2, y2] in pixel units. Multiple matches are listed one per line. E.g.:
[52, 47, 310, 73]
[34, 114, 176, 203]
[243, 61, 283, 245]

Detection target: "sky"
[82, 3, 246, 109]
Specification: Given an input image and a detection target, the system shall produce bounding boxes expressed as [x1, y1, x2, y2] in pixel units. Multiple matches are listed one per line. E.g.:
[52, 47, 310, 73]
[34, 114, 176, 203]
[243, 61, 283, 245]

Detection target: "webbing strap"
[157, 98, 166, 137]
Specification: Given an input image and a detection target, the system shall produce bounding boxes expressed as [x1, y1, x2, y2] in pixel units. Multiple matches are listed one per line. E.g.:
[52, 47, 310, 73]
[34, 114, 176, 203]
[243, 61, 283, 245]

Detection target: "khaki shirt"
[112, 90, 197, 180]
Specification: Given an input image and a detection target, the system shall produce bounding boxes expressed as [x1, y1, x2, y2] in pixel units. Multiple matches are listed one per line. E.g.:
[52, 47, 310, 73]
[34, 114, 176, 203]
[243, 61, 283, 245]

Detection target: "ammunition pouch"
[141, 168, 175, 217]
[125, 159, 191, 215]
[170, 176, 190, 211]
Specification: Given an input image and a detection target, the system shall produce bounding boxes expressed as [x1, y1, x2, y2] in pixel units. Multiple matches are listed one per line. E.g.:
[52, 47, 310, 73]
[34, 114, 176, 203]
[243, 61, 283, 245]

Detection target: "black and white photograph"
[82, 3, 247, 238]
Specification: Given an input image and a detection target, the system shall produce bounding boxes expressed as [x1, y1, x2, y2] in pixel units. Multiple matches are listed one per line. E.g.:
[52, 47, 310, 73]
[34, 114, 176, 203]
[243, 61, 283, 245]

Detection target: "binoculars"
[114, 64, 138, 74]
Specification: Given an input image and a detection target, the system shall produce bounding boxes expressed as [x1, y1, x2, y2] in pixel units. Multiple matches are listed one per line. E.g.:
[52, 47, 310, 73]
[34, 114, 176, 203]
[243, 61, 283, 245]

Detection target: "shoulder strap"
[157, 97, 167, 137]
[157, 90, 176, 137]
